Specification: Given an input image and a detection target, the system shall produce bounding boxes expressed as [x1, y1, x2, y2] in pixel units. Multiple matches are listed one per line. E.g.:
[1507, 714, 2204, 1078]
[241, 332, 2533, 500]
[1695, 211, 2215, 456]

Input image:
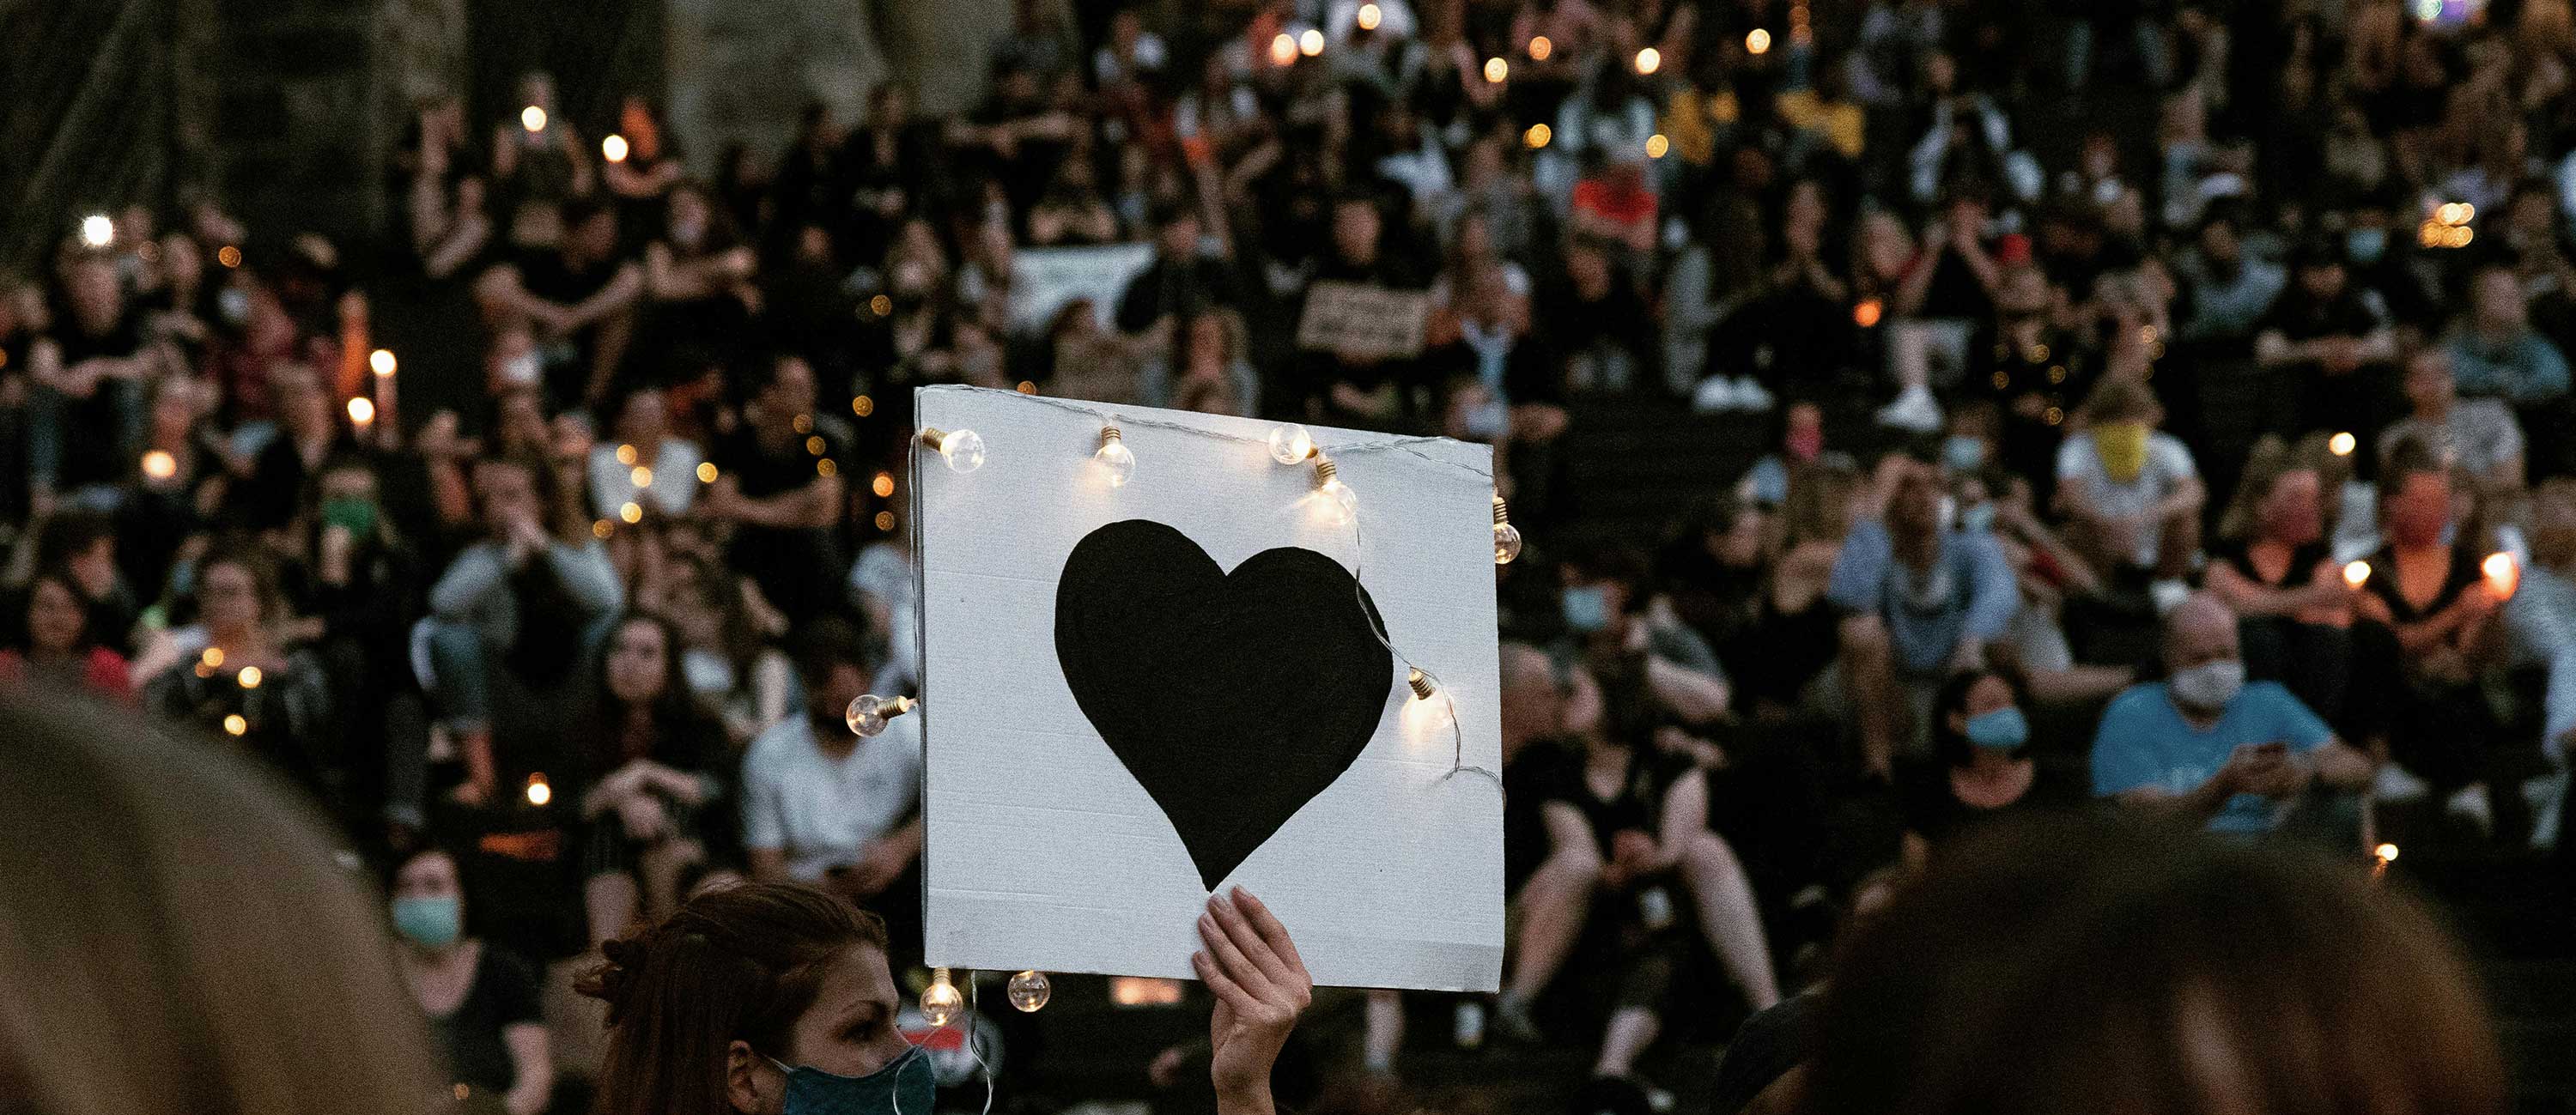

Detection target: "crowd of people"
[5, 0, 2574, 1111]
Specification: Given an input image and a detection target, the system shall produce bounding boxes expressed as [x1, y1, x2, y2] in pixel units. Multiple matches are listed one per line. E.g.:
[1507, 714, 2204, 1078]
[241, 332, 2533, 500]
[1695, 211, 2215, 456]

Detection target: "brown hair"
[2075, 373, 2162, 427]
[0, 691, 440, 1115]
[2215, 435, 2305, 542]
[579, 884, 890, 1115]
[1810, 814, 2505, 1115]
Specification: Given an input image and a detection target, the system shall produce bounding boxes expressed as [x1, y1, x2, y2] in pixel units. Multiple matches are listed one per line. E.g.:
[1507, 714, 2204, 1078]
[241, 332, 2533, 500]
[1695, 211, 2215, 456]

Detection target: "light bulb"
[697, 462, 718, 483]
[222, 713, 247, 736]
[1745, 27, 1771, 53]
[620, 501, 643, 524]
[1636, 46, 1662, 73]
[1270, 32, 1297, 66]
[200, 646, 225, 670]
[1493, 495, 1522, 565]
[237, 666, 262, 689]
[369, 348, 397, 376]
[2342, 561, 2371, 589]
[1645, 133, 1669, 159]
[1008, 970, 1052, 1012]
[141, 450, 177, 481]
[846, 694, 915, 738]
[2483, 551, 2519, 600]
[2376, 842, 2400, 864]
[1299, 28, 1324, 55]
[1312, 458, 1358, 523]
[520, 105, 546, 132]
[2329, 431, 2356, 457]
[920, 969, 964, 1027]
[1357, 3, 1381, 30]
[347, 397, 374, 426]
[632, 464, 654, 488]
[1268, 423, 1315, 464]
[1525, 123, 1552, 148]
[1096, 427, 1136, 487]
[602, 134, 629, 162]
[1403, 669, 1455, 735]
[526, 773, 552, 806]
[1485, 57, 1508, 82]
[920, 427, 986, 473]
[1528, 35, 1552, 60]
[617, 443, 638, 465]
[80, 214, 113, 247]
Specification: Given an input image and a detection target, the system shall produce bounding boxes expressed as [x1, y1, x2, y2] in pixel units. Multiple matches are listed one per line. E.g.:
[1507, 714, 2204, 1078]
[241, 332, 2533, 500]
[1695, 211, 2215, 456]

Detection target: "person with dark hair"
[475, 193, 643, 409]
[704, 353, 847, 622]
[1899, 669, 2075, 863]
[580, 881, 1311, 1115]
[1810, 815, 2506, 1115]
[743, 615, 917, 902]
[143, 542, 335, 798]
[1830, 456, 2020, 777]
[579, 611, 732, 945]
[421, 451, 623, 810]
[0, 568, 131, 699]
[391, 844, 555, 1115]
[31, 506, 137, 656]
[2254, 237, 2395, 441]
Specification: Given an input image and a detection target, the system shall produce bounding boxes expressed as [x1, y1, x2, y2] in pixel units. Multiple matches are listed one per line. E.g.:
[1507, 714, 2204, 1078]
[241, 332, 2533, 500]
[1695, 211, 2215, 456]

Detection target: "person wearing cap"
[2090, 594, 2373, 836]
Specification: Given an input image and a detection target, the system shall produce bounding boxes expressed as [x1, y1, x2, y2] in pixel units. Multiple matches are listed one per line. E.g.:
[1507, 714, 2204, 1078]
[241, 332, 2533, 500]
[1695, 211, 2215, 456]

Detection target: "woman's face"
[394, 851, 463, 903]
[739, 944, 910, 1112]
[2261, 469, 2324, 546]
[27, 578, 85, 656]
[1961, 674, 2014, 720]
[2386, 474, 2452, 548]
[475, 462, 540, 537]
[606, 619, 670, 706]
[199, 561, 263, 635]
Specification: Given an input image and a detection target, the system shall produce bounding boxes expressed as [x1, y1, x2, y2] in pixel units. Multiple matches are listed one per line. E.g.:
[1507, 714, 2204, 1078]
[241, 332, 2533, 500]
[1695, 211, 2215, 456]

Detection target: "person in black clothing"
[576, 611, 732, 946]
[477, 195, 643, 409]
[1293, 195, 1438, 427]
[1967, 263, 2094, 505]
[2254, 239, 2395, 445]
[2357, 454, 2513, 831]
[32, 509, 139, 658]
[703, 354, 847, 622]
[1115, 201, 1240, 335]
[1534, 236, 1658, 397]
[1898, 669, 2077, 864]
[2206, 435, 2397, 752]
[33, 252, 153, 512]
[392, 845, 556, 1115]
[830, 83, 937, 269]
[235, 367, 346, 534]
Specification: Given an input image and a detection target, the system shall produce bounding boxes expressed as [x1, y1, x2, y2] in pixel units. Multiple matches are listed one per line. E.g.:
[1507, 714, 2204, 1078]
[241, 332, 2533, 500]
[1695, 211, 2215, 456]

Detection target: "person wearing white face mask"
[2089, 594, 2375, 836]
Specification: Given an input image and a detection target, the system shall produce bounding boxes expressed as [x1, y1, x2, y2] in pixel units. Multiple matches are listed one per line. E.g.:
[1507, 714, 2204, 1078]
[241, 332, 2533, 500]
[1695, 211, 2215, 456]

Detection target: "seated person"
[2055, 375, 2203, 582]
[2091, 595, 2373, 836]
[742, 617, 921, 910]
[1899, 669, 2080, 865]
[0, 568, 133, 700]
[2355, 452, 2515, 831]
[1829, 456, 2019, 775]
[1559, 548, 1731, 724]
[390, 845, 554, 1115]
[2380, 345, 2524, 498]
[1496, 651, 1778, 1095]
[2205, 436, 2397, 753]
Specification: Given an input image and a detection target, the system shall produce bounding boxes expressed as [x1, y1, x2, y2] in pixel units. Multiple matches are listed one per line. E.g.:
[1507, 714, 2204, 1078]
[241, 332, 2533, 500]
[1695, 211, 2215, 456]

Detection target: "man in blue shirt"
[2092, 595, 2374, 834]
[1830, 457, 2019, 777]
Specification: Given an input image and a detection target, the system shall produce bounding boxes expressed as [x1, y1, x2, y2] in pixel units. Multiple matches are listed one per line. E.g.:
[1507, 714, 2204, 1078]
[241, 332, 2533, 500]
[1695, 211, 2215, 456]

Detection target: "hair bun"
[577, 932, 652, 1025]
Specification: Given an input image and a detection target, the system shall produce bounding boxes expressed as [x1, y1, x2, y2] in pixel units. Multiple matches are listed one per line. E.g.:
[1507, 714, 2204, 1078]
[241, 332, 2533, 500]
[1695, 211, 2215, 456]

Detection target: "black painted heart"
[1055, 519, 1396, 890]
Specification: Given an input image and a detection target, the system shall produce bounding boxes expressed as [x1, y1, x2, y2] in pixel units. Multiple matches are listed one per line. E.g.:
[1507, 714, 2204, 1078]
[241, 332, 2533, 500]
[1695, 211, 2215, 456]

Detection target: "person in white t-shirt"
[741, 616, 920, 898]
[2056, 375, 2205, 579]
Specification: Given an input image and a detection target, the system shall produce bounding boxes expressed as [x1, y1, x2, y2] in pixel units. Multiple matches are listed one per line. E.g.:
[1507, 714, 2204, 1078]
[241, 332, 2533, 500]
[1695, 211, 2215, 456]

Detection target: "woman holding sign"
[580, 883, 1309, 1115]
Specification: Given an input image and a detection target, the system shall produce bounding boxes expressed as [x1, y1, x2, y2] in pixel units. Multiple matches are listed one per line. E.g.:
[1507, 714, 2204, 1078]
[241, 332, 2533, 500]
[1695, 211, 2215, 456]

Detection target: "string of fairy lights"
[862, 392, 1516, 1021]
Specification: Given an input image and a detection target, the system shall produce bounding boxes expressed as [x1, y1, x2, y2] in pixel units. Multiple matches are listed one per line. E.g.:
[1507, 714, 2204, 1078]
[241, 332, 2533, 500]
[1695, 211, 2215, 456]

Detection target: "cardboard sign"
[911, 385, 1503, 991]
[1296, 281, 1431, 361]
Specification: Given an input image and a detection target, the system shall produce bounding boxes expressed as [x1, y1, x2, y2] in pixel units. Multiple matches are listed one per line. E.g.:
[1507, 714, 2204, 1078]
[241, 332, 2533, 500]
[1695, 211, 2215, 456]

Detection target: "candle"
[2342, 561, 2370, 589]
[2482, 551, 2518, 601]
[347, 397, 375, 428]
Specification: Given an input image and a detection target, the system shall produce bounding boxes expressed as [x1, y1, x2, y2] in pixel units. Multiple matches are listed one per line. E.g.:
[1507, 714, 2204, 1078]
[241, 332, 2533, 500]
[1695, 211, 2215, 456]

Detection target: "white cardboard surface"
[912, 385, 1504, 991]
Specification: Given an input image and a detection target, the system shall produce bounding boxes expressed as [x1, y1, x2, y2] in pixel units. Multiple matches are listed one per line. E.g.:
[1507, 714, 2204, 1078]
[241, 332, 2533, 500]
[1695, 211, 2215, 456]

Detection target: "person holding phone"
[2090, 594, 2373, 836]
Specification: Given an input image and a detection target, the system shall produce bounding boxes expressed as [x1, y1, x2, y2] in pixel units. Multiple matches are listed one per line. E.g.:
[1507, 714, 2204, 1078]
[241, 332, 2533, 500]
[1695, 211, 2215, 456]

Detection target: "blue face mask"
[1958, 502, 1997, 534]
[390, 895, 461, 948]
[1942, 434, 1988, 473]
[2348, 227, 2388, 265]
[1562, 585, 1611, 634]
[1963, 706, 2029, 750]
[770, 1045, 937, 1115]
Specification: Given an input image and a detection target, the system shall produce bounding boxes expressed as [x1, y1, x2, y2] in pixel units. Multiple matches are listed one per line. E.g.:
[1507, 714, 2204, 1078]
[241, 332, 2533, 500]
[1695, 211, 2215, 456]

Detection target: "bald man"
[2090, 594, 2374, 834]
